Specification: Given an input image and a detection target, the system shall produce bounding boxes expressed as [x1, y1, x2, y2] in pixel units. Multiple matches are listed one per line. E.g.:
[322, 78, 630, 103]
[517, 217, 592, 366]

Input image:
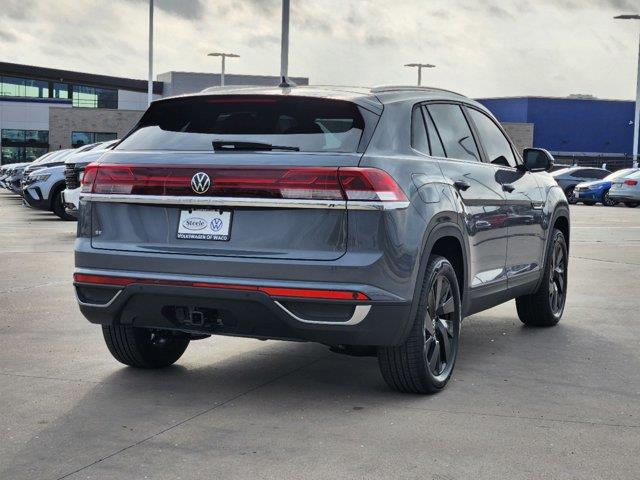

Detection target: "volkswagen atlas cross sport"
[74, 86, 570, 393]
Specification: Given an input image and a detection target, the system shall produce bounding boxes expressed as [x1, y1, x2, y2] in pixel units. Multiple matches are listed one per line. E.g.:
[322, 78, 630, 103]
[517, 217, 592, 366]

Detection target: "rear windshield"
[116, 95, 376, 153]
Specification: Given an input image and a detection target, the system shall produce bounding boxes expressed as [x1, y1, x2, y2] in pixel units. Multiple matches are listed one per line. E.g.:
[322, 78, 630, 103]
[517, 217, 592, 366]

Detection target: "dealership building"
[0, 61, 308, 165]
[478, 96, 638, 161]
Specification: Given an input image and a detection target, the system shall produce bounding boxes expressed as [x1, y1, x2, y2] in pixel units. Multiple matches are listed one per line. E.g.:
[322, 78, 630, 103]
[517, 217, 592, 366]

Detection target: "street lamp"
[147, 0, 154, 106]
[404, 63, 436, 86]
[207, 52, 240, 87]
[614, 14, 640, 163]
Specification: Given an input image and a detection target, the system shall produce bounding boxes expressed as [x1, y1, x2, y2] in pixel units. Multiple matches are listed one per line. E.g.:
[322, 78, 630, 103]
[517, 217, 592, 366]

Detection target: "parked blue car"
[574, 168, 639, 206]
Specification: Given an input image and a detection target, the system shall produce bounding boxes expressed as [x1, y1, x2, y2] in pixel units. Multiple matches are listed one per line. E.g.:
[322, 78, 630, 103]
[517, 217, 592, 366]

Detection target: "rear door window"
[411, 106, 429, 154]
[422, 106, 446, 158]
[117, 96, 376, 153]
[426, 104, 480, 162]
[466, 108, 517, 167]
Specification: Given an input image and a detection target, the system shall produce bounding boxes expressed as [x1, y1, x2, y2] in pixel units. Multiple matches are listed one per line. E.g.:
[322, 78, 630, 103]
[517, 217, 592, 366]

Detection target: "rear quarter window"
[117, 95, 377, 153]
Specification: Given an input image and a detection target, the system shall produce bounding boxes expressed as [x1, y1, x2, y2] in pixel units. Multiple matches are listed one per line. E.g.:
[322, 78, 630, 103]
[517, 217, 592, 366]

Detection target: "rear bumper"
[609, 192, 640, 202]
[74, 268, 412, 346]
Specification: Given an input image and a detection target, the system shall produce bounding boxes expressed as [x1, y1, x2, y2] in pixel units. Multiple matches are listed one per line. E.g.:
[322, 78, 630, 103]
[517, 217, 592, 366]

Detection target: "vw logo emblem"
[191, 172, 211, 194]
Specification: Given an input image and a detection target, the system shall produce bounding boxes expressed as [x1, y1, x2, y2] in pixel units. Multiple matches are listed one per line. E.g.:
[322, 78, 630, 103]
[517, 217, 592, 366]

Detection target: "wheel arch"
[397, 219, 469, 344]
[47, 180, 66, 210]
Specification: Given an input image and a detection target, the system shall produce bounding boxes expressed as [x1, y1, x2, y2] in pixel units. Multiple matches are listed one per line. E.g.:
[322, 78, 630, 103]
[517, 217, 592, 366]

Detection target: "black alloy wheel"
[565, 187, 577, 204]
[548, 237, 567, 316]
[378, 255, 461, 393]
[424, 274, 457, 379]
[602, 190, 616, 207]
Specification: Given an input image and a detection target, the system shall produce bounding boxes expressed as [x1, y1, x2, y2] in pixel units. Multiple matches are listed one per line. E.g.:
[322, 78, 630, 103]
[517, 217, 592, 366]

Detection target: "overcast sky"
[0, 0, 639, 99]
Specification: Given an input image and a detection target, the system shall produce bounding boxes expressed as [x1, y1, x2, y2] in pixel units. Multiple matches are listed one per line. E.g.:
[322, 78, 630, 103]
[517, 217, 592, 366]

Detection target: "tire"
[378, 255, 461, 394]
[602, 190, 616, 207]
[565, 187, 577, 205]
[624, 202, 639, 208]
[102, 325, 190, 368]
[516, 229, 568, 327]
[51, 188, 75, 221]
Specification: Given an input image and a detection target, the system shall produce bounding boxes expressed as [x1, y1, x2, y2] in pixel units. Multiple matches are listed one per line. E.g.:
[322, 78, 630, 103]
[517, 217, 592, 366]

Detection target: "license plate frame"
[177, 209, 232, 241]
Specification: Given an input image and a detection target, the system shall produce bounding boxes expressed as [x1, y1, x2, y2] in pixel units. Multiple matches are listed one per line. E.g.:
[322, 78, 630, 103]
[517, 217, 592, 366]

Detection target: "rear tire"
[378, 256, 461, 394]
[516, 229, 567, 327]
[602, 190, 616, 207]
[52, 188, 75, 221]
[102, 325, 190, 368]
[624, 202, 639, 208]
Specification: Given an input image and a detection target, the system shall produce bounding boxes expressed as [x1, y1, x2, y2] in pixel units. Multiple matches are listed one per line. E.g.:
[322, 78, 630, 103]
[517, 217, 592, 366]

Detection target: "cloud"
[122, 0, 205, 20]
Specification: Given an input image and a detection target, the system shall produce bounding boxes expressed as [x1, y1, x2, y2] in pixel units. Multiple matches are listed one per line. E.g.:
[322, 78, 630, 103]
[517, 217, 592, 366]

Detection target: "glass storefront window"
[72, 131, 117, 148]
[53, 83, 69, 99]
[0, 76, 49, 98]
[72, 85, 118, 109]
[1, 129, 49, 164]
[1, 147, 48, 165]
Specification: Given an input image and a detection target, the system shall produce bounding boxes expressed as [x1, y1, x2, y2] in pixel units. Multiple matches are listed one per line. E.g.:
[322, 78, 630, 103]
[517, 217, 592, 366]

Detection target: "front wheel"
[516, 229, 568, 327]
[624, 202, 639, 208]
[378, 256, 461, 394]
[52, 189, 75, 221]
[565, 187, 577, 205]
[102, 325, 190, 368]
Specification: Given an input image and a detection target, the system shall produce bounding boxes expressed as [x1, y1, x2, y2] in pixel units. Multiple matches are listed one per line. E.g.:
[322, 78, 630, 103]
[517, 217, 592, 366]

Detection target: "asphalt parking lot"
[1, 191, 639, 480]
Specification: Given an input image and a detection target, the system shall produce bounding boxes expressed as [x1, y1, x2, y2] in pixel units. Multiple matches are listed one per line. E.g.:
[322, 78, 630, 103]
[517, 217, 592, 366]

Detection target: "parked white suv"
[62, 140, 118, 218]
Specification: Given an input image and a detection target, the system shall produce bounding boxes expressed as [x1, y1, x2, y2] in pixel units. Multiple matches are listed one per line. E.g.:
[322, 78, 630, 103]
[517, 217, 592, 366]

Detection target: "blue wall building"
[477, 96, 637, 156]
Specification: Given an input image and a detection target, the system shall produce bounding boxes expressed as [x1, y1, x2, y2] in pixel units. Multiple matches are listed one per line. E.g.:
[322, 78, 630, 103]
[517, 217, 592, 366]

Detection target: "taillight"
[81, 163, 99, 193]
[624, 179, 638, 186]
[339, 168, 408, 202]
[82, 164, 407, 203]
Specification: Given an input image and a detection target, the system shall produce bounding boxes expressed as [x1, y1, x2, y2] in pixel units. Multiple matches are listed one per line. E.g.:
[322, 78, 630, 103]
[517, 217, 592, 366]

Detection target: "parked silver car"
[609, 170, 640, 207]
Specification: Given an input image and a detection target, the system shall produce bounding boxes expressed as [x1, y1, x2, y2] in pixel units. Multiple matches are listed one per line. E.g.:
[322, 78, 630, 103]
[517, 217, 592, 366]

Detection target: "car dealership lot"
[1, 191, 639, 480]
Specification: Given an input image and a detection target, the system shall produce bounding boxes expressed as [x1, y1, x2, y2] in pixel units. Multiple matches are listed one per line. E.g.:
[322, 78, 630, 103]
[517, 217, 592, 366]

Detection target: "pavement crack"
[54, 354, 329, 480]
[569, 255, 640, 266]
[0, 280, 68, 294]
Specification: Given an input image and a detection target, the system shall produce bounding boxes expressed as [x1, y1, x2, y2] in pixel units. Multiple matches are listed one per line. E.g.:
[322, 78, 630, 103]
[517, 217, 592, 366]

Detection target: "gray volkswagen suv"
[74, 86, 569, 393]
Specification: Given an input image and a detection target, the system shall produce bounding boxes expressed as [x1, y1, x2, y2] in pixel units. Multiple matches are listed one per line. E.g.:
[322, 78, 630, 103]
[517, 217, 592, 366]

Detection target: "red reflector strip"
[73, 273, 369, 301]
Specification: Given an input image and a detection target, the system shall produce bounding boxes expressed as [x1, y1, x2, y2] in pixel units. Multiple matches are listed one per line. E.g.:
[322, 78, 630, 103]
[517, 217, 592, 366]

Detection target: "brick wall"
[48, 107, 143, 150]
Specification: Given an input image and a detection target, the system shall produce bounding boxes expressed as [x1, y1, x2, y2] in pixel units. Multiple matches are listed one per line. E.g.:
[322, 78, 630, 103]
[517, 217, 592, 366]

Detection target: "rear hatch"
[86, 94, 381, 261]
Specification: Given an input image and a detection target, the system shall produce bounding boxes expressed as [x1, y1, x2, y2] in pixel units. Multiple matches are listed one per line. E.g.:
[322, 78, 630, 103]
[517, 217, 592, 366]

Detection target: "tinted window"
[427, 104, 480, 162]
[467, 108, 517, 167]
[411, 106, 428, 154]
[118, 96, 374, 153]
[589, 169, 610, 179]
[422, 106, 446, 158]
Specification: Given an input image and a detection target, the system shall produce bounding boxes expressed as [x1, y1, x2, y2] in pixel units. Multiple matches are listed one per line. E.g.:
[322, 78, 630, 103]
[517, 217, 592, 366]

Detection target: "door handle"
[453, 180, 471, 191]
[502, 183, 515, 193]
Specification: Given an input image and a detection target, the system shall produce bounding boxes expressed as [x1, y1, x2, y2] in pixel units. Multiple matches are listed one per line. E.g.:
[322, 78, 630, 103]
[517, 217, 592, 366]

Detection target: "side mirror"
[522, 148, 554, 172]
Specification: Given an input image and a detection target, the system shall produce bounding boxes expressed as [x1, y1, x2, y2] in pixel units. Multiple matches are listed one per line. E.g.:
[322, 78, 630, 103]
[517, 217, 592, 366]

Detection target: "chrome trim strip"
[274, 301, 371, 326]
[346, 201, 410, 211]
[74, 288, 123, 308]
[80, 194, 410, 211]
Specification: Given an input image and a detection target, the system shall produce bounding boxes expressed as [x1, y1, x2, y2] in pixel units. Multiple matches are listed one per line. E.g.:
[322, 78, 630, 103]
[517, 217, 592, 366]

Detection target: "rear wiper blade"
[212, 141, 300, 152]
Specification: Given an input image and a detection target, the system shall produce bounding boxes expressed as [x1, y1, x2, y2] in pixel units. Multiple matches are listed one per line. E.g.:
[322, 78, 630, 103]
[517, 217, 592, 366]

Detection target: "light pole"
[280, 0, 290, 87]
[207, 52, 240, 86]
[147, 0, 154, 106]
[614, 14, 640, 162]
[404, 63, 436, 86]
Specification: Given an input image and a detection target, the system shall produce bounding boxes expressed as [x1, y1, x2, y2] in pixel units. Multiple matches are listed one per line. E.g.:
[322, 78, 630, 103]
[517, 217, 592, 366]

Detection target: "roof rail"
[371, 85, 466, 97]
